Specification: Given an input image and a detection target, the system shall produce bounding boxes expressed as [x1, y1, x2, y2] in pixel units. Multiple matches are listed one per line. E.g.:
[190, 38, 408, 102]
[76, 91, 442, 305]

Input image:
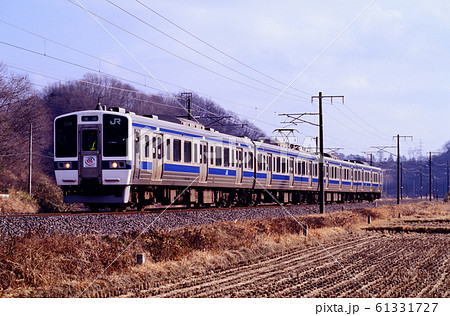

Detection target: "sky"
[1, 0, 450, 159]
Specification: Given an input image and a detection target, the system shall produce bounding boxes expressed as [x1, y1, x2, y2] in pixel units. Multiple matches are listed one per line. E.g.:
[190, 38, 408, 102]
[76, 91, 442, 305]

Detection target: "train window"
[82, 130, 98, 152]
[55, 115, 78, 157]
[145, 135, 150, 158]
[184, 141, 192, 163]
[244, 152, 248, 169]
[173, 139, 181, 162]
[152, 137, 156, 159]
[103, 114, 128, 157]
[199, 144, 203, 163]
[257, 153, 263, 171]
[276, 157, 281, 173]
[193, 144, 198, 163]
[231, 149, 235, 167]
[263, 155, 267, 171]
[281, 158, 286, 174]
[301, 161, 306, 175]
[166, 139, 171, 161]
[248, 152, 253, 169]
[157, 137, 163, 159]
[210, 146, 214, 165]
[202, 144, 207, 164]
[224, 147, 230, 167]
[134, 131, 140, 155]
[215, 146, 222, 166]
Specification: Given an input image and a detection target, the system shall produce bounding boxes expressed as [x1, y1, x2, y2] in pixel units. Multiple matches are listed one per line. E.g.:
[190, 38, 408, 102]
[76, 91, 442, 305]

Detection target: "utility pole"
[362, 152, 374, 166]
[311, 92, 344, 214]
[279, 92, 343, 214]
[420, 168, 423, 199]
[428, 152, 440, 201]
[447, 161, 449, 195]
[181, 92, 192, 120]
[28, 123, 32, 197]
[393, 135, 413, 204]
[400, 162, 403, 200]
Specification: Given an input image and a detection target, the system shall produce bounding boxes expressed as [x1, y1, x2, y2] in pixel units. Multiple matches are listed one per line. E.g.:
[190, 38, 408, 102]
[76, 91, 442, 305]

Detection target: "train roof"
[56, 107, 381, 171]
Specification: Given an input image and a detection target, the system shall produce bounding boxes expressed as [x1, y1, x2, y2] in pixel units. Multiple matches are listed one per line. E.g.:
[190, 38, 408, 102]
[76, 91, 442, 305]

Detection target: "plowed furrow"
[141, 235, 380, 297]
[132, 233, 449, 298]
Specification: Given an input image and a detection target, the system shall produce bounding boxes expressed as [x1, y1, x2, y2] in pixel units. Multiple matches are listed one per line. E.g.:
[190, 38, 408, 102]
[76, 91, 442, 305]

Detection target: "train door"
[236, 148, 243, 184]
[266, 153, 273, 186]
[79, 126, 102, 180]
[199, 142, 208, 183]
[151, 134, 164, 180]
[133, 129, 141, 180]
[289, 157, 294, 187]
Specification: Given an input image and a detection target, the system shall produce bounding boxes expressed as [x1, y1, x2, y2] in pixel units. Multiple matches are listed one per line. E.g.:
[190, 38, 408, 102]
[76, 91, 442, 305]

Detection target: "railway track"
[0, 199, 401, 219]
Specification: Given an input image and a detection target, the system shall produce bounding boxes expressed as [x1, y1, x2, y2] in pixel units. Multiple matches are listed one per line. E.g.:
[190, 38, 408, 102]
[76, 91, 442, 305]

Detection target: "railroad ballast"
[54, 106, 383, 211]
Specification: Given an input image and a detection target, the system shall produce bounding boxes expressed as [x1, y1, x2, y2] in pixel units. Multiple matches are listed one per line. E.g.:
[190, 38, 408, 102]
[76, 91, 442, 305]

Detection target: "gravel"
[0, 201, 393, 238]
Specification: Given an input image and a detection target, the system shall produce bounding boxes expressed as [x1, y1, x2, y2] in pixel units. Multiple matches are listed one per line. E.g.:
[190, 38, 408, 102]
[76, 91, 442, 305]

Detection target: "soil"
[124, 231, 448, 298]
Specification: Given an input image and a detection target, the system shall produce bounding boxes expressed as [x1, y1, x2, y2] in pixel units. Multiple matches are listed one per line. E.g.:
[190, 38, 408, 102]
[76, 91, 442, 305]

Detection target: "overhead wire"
[68, 0, 308, 103]
[106, 0, 309, 101]
[0, 19, 269, 114]
[135, 0, 313, 98]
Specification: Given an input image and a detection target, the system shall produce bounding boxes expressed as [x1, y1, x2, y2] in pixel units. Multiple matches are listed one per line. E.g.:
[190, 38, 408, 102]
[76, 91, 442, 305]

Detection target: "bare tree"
[0, 63, 51, 190]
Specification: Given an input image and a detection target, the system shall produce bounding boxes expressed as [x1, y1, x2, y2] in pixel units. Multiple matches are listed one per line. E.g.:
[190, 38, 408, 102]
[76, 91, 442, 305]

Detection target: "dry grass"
[0, 189, 39, 214]
[1, 201, 448, 297]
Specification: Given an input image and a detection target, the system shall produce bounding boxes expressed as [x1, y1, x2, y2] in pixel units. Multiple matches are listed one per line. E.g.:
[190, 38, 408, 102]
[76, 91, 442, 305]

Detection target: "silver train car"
[54, 107, 383, 210]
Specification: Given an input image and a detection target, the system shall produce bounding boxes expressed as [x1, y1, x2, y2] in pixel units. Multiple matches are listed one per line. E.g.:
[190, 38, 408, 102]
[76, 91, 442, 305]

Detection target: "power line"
[134, 0, 312, 98]
[68, 1, 309, 102]
[106, 0, 309, 101]
[0, 18, 265, 112]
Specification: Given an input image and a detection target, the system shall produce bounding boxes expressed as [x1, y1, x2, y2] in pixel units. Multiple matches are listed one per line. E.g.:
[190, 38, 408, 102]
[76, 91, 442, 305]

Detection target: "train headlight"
[57, 162, 73, 169]
[108, 160, 127, 169]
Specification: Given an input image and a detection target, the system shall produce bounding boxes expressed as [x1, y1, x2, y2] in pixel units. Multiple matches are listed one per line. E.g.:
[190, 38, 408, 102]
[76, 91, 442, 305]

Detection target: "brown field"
[0, 201, 449, 298]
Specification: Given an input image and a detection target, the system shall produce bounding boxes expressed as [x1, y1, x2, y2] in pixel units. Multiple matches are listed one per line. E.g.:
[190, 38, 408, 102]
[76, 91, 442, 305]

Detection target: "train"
[54, 106, 383, 211]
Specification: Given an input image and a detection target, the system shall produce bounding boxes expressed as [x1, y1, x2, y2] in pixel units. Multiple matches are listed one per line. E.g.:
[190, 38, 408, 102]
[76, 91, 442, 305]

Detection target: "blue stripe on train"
[165, 163, 200, 173]
[209, 168, 236, 176]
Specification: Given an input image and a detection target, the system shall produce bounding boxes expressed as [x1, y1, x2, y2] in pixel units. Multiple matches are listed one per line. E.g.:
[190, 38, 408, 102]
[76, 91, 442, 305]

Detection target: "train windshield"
[103, 114, 128, 157]
[82, 130, 98, 151]
[55, 115, 77, 158]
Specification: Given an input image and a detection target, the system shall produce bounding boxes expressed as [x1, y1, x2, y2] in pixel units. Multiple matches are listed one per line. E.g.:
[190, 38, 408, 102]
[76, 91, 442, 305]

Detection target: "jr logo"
[110, 118, 121, 125]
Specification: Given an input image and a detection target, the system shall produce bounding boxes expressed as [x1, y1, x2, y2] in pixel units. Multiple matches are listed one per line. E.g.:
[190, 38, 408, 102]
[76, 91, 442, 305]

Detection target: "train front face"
[54, 110, 132, 205]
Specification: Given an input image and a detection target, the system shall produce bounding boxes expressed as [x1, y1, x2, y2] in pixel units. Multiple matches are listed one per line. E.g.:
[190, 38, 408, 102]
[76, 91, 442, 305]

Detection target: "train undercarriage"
[79, 185, 381, 212]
